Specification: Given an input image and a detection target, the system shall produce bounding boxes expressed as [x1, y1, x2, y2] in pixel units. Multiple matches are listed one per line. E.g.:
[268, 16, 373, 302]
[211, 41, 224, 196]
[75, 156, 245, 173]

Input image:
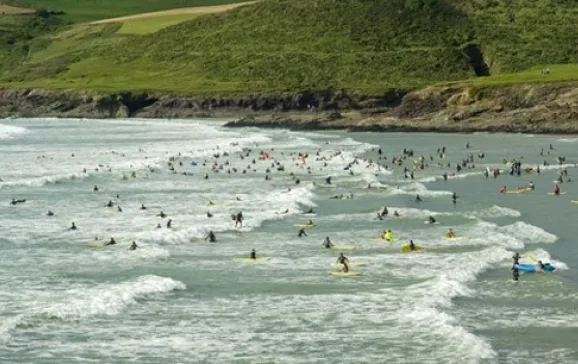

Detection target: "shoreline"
[1, 82, 577, 134]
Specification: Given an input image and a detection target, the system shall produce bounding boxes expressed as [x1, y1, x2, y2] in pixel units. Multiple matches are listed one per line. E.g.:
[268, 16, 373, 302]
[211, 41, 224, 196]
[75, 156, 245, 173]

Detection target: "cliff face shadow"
[463, 44, 490, 77]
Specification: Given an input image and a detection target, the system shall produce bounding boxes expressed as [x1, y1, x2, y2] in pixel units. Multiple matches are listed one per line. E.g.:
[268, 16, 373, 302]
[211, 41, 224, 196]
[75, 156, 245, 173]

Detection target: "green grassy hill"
[2, 0, 578, 95]
[5, 0, 250, 22]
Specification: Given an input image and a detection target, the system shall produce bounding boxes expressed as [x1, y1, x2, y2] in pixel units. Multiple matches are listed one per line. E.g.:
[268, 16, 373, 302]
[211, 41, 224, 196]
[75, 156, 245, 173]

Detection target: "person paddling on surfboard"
[69, 222, 77, 231]
[205, 231, 216, 243]
[499, 186, 507, 193]
[408, 240, 417, 251]
[46, 210, 54, 216]
[104, 237, 116, 246]
[322, 236, 332, 248]
[157, 211, 167, 218]
[336, 253, 349, 272]
[553, 184, 560, 195]
[428, 216, 437, 224]
[305, 220, 314, 226]
[446, 228, 455, 238]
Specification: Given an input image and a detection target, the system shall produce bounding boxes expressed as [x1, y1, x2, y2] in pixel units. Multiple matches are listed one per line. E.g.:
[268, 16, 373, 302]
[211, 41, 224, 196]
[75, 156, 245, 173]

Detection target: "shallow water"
[1, 119, 577, 363]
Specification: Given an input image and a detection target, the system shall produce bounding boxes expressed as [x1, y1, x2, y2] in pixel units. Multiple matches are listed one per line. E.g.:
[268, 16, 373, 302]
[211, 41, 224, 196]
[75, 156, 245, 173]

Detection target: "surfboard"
[237, 257, 270, 263]
[329, 271, 361, 277]
[424, 221, 440, 225]
[504, 188, 531, 194]
[446, 236, 469, 241]
[332, 262, 366, 267]
[547, 192, 567, 195]
[294, 224, 316, 227]
[571, 200, 578, 204]
[401, 244, 423, 252]
[329, 244, 357, 250]
[514, 263, 537, 272]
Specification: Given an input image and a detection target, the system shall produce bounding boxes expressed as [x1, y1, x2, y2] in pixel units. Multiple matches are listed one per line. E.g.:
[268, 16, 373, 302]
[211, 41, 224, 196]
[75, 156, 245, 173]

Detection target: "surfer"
[305, 208, 315, 214]
[46, 210, 54, 216]
[166, 219, 173, 228]
[305, 220, 314, 226]
[93, 185, 99, 191]
[382, 229, 394, 241]
[336, 253, 349, 272]
[416, 194, 422, 203]
[250, 249, 257, 260]
[408, 240, 417, 251]
[325, 176, 332, 184]
[140, 204, 147, 210]
[129, 242, 138, 250]
[69, 222, 77, 230]
[375, 213, 384, 220]
[10, 198, 26, 205]
[529, 181, 535, 190]
[104, 237, 116, 246]
[446, 228, 455, 238]
[428, 216, 437, 224]
[452, 192, 457, 204]
[298, 228, 308, 237]
[235, 212, 243, 227]
[156, 223, 162, 229]
[553, 184, 560, 195]
[499, 186, 507, 193]
[207, 212, 213, 218]
[380, 206, 389, 217]
[393, 211, 400, 217]
[158, 211, 167, 218]
[205, 231, 217, 243]
[322, 236, 333, 248]
[106, 200, 114, 207]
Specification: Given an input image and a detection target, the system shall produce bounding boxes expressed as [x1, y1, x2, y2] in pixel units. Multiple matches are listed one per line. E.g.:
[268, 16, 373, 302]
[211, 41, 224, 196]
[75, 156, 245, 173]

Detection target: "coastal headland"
[0, 0, 576, 132]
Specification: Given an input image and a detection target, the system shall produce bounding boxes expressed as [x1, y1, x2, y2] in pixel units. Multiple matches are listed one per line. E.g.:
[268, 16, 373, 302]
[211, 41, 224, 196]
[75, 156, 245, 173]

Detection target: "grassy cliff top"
[2, 0, 578, 95]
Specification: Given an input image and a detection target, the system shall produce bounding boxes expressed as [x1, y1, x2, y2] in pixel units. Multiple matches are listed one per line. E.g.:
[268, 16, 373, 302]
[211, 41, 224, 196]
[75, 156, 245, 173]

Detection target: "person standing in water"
[512, 252, 520, 281]
[129, 242, 138, 250]
[250, 249, 257, 260]
[298, 229, 308, 238]
[336, 253, 349, 272]
[322, 236, 332, 248]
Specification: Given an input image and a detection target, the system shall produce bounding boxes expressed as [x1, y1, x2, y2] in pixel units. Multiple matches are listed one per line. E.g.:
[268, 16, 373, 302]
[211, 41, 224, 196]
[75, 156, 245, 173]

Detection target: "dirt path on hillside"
[0, 4, 34, 14]
[89, 2, 254, 24]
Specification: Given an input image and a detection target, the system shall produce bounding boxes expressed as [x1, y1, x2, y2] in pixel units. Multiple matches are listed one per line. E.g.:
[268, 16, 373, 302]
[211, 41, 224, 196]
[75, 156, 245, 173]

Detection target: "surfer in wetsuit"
[428, 216, 436, 224]
[408, 240, 417, 251]
[104, 237, 116, 246]
[93, 185, 99, 191]
[250, 249, 257, 260]
[380, 206, 389, 217]
[325, 176, 332, 184]
[205, 231, 216, 243]
[207, 212, 213, 218]
[106, 200, 114, 207]
[46, 210, 54, 216]
[322, 236, 332, 248]
[452, 192, 457, 204]
[69, 222, 77, 230]
[393, 211, 400, 217]
[129, 242, 138, 250]
[298, 228, 308, 238]
[140, 204, 147, 210]
[235, 212, 243, 227]
[166, 219, 173, 228]
[375, 213, 384, 220]
[512, 252, 520, 281]
[158, 211, 167, 218]
[416, 195, 422, 203]
[10, 198, 26, 205]
[336, 253, 349, 272]
[305, 208, 315, 214]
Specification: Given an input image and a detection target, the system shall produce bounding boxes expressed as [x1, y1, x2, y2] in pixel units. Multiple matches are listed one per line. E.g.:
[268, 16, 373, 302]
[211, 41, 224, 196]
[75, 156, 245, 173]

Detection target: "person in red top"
[553, 184, 560, 195]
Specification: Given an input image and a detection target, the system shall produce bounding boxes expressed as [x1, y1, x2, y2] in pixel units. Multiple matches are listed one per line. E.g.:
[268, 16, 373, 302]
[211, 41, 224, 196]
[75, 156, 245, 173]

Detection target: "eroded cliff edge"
[0, 83, 576, 133]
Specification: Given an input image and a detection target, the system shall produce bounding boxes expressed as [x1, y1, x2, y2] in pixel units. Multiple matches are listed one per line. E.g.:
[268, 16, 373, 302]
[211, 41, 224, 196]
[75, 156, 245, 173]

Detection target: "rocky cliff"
[0, 84, 577, 134]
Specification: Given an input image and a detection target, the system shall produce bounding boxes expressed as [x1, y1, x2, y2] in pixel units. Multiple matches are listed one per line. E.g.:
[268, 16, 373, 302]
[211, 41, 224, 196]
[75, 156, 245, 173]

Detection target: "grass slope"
[5, 0, 249, 22]
[117, 14, 202, 35]
[2, 0, 578, 94]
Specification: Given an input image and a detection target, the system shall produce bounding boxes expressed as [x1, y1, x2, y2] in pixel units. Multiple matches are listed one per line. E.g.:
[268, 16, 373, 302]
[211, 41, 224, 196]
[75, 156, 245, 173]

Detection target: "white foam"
[0, 123, 28, 139]
[466, 205, 522, 219]
[498, 221, 558, 244]
[40, 275, 185, 320]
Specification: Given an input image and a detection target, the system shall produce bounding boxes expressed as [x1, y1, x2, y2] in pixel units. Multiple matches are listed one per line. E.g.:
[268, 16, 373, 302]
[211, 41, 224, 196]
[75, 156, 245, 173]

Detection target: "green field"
[1, 0, 577, 95]
[5, 0, 249, 22]
[117, 14, 201, 35]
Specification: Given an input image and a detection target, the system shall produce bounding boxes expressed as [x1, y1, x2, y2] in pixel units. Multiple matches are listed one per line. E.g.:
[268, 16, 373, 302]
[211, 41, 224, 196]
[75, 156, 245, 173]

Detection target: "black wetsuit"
[298, 229, 307, 237]
[250, 251, 256, 259]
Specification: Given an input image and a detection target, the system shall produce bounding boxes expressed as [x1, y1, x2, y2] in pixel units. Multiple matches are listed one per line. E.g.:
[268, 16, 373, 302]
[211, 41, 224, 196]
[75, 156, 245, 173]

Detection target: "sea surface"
[1, 118, 577, 364]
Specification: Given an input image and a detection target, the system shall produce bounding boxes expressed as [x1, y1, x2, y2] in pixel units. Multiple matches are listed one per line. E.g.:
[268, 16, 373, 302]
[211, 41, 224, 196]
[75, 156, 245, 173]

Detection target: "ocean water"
[1, 118, 577, 364]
